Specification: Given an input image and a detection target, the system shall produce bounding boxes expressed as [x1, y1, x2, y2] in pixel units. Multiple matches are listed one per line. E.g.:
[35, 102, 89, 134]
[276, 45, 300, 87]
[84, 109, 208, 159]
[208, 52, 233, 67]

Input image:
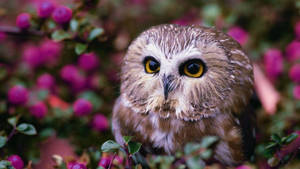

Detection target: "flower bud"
[37, 1, 55, 18]
[52, 6, 72, 24]
[7, 155, 24, 169]
[73, 98, 92, 116]
[16, 13, 31, 29]
[8, 85, 29, 105]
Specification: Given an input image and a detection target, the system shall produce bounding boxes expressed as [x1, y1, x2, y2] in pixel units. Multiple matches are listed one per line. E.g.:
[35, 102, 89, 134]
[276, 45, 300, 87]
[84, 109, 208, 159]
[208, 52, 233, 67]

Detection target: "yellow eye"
[181, 59, 205, 78]
[144, 57, 160, 74]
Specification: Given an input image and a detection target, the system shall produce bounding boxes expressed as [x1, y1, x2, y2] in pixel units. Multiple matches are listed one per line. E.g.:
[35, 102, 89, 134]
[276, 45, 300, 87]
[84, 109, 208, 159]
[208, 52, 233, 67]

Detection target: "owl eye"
[144, 56, 160, 74]
[180, 59, 205, 78]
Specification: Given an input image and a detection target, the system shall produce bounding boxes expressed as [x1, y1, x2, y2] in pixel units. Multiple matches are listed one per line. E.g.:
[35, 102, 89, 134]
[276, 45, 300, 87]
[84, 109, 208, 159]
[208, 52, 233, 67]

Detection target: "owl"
[112, 24, 255, 166]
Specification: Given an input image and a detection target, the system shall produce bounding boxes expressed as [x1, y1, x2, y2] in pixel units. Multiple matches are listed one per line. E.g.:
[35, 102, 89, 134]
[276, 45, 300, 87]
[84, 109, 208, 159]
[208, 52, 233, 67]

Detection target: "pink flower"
[78, 53, 99, 72]
[60, 65, 80, 82]
[7, 155, 24, 169]
[295, 21, 300, 39]
[8, 85, 29, 105]
[40, 40, 62, 65]
[227, 26, 249, 46]
[285, 40, 300, 62]
[30, 101, 48, 118]
[73, 98, 92, 116]
[52, 6, 72, 24]
[60, 65, 87, 92]
[98, 156, 111, 168]
[37, 1, 55, 18]
[263, 48, 284, 82]
[16, 13, 31, 29]
[22, 45, 44, 68]
[98, 155, 123, 168]
[37, 73, 55, 90]
[289, 64, 300, 83]
[293, 85, 300, 100]
[91, 114, 109, 131]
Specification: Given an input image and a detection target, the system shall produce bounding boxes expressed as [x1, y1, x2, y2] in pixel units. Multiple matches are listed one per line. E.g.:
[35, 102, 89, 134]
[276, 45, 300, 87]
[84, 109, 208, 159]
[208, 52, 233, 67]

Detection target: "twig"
[0, 25, 45, 37]
[124, 147, 132, 169]
[108, 153, 117, 169]
[7, 126, 16, 141]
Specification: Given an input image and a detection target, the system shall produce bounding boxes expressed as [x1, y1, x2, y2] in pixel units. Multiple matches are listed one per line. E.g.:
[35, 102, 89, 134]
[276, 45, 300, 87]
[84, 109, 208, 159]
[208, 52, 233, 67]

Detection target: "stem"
[7, 126, 16, 141]
[125, 147, 132, 169]
[108, 153, 116, 169]
[0, 25, 44, 37]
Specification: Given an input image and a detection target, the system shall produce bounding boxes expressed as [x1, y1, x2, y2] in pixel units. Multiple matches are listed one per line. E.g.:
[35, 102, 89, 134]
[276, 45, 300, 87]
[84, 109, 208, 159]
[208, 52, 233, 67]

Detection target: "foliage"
[0, 0, 299, 168]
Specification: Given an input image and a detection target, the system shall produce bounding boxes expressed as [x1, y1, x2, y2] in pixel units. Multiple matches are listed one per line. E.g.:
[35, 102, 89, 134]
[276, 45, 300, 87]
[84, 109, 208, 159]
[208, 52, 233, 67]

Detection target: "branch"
[0, 25, 45, 37]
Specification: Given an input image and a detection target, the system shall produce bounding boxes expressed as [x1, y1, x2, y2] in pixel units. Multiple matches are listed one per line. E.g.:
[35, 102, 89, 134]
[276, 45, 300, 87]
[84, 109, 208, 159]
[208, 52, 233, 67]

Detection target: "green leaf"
[51, 30, 72, 42]
[200, 149, 212, 159]
[202, 4, 221, 22]
[184, 143, 202, 155]
[123, 136, 133, 144]
[8, 116, 18, 127]
[101, 140, 121, 153]
[36, 89, 49, 101]
[17, 123, 37, 135]
[88, 28, 104, 41]
[200, 136, 218, 148]
[39, 128, 55, 139]
[186, 156, 205, 169]
[283, 133, 299, 144]
[46, 20, 56, 30]
[70, 19, 79, 32]
[271, 134, 281, 144]
[265, 142, 278, 150]
[75, 43, 88, 55]
[0, 136, 7, 148]
[97, 167, 105, 169]
[79, 91, 103, 110]
[0, 160, 14, 169]
[128, 141, 142, 154]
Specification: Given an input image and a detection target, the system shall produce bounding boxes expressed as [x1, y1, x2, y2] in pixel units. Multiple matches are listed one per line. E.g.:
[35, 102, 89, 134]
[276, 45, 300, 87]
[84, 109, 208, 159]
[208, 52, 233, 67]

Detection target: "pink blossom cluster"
[16, 1, 73, 30]
[22, 39, 62, 69]
[262, 21, 300, 100]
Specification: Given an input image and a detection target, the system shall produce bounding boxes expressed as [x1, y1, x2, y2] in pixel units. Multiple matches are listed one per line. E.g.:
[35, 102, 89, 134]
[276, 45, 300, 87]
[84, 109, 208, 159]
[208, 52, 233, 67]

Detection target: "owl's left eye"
[144, 56, 160, 74]
[179, 59, 205, 78]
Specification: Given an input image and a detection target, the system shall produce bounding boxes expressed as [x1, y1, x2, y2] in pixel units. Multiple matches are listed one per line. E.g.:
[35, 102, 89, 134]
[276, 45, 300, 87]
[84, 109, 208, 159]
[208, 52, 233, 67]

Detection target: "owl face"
[121, 24, 253, 121]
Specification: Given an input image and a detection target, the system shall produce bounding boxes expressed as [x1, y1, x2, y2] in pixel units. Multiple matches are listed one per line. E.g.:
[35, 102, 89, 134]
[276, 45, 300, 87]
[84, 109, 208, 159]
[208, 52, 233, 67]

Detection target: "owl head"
[120, 24, 253, 121]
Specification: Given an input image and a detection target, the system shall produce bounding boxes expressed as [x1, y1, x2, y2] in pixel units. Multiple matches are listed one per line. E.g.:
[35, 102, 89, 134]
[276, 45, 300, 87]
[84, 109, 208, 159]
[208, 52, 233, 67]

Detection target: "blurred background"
[0, 0, 299, 168]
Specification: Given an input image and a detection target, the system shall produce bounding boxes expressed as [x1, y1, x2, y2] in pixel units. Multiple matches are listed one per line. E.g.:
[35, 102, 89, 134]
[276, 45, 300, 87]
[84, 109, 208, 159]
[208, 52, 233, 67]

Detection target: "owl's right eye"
[144, 56, 160, 74]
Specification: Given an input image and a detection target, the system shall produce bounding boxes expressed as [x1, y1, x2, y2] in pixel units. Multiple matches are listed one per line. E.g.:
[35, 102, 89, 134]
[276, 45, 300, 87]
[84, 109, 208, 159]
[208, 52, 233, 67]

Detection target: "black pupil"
[187, 63, 200, 74]
[149, 60, 159, 71]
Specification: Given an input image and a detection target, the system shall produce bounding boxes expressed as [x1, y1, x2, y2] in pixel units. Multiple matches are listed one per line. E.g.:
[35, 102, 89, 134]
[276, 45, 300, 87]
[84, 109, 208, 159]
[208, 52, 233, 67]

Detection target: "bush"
[0, 0, 299, 168]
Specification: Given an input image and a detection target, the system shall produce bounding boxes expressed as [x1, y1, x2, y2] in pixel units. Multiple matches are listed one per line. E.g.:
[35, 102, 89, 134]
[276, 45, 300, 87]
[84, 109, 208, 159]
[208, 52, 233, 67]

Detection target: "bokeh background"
[0, 0, 300, 168]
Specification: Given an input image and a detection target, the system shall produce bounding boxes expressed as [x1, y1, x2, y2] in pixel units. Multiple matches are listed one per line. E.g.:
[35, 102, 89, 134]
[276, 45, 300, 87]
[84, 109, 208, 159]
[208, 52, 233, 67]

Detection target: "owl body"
[112, 24, 255, 166]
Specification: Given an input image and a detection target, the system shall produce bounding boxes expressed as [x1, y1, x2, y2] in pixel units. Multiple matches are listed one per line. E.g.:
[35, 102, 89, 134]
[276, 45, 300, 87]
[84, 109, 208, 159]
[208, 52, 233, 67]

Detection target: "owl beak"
[162, 74, 174, 100]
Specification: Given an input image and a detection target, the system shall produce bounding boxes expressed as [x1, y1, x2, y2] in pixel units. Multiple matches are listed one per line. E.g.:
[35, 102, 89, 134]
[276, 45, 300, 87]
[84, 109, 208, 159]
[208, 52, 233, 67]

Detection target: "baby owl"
[112, 24, 255, 166]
